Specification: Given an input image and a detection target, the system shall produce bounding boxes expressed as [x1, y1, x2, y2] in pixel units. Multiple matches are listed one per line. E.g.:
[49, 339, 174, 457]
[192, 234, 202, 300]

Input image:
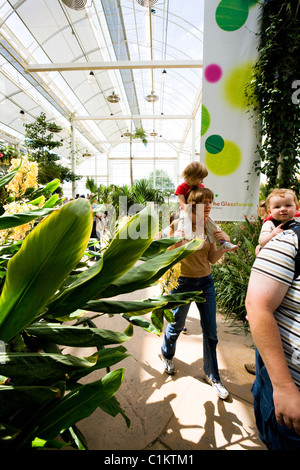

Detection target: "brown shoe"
[244, 363, 255, 375]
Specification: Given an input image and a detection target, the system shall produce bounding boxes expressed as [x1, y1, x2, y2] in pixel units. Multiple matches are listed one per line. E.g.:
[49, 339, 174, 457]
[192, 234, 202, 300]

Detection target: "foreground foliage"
[0, 166, 203, 449]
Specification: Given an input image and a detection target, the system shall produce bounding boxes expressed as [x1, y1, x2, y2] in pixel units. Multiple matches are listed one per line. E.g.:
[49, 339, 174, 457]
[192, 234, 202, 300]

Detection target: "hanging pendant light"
[18, 110, 26, 122]
[106, 91, 120, 103]
[161, 69, 168, 82]
[88, 71, 96, 84]
[145, 90, 159, 102]
[150, 130, 158, 137]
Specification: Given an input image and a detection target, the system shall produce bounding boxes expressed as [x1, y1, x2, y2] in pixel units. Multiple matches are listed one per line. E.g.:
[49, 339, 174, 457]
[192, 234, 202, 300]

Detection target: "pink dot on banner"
[204, 64, 222, 83]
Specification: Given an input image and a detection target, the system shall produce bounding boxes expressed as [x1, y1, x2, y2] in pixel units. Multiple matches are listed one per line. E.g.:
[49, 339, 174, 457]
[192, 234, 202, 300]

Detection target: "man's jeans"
[252, 349, 300, 450]
[162, 274, 220, 381]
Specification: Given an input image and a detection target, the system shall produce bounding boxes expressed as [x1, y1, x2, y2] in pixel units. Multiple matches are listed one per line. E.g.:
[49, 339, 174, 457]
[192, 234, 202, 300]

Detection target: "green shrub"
[212, 217, 262, 330]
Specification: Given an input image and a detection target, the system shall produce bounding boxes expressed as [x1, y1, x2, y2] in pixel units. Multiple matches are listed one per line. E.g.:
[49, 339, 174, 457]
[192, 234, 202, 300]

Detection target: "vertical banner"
[201, 0, 261, 221]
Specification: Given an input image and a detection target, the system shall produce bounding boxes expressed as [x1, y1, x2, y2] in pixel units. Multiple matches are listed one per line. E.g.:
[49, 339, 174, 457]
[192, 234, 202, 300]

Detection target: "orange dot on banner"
[205, 140, 241, 176]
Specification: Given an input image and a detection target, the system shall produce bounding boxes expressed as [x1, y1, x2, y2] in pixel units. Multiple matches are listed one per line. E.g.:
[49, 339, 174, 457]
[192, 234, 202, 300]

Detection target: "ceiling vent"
[106, 92, 120, 103]
[61, 0, 87, 10]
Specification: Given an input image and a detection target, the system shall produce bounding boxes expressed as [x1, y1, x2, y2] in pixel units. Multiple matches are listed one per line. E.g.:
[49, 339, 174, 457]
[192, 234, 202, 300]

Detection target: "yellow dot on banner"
[205, 140, 241, 176]
[223, 62, 254, 109]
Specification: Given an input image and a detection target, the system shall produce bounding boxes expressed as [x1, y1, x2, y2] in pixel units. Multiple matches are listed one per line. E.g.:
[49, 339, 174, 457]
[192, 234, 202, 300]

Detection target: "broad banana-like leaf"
[0, 347, 129, 386]
[45, 206, 159, 318]
[0, 206, 56, 230]
[140, 237, 182, 260]
[0, 422, 19, 443]
[121, 314, 161, 335]
[0, 159, 22, 189]
[32, 369, 125, 441]
[99, 395, 131, 428]
[0, 384, 64, 420]
[25, 323, 134, 347]
[0, 199, 92, 342]
[83, 291, 204, 315]
[42, 193, 59, 208]
[100, 238, 203, 298]
[27, 179, 60, 200]
[0, 352, 98, 386]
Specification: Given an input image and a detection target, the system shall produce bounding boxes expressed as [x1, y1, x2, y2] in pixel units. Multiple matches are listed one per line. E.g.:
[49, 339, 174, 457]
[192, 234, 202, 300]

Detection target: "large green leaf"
[32, 369, 125, 441]
[0, 384, 64, 420]
[0, 352, 98, 385]
[25, 323, 134, 347]
[100, 238, 203, 298]
[45, 206, 159, 318]
[0, 207, 56, 230]
[0, 159, 22, 189]
[0, 199, 93, 342]
[83, 291, 204, 315]
[0, 347, 129, 386]
[140, 237, 182, 260]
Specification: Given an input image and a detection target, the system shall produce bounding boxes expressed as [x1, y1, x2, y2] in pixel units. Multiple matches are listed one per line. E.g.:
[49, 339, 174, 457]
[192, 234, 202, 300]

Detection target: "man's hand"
[273, 382, 300, 435]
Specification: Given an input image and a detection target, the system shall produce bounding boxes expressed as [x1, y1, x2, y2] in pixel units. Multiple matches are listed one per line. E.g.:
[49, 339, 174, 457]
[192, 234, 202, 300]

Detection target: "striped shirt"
[252, 230, 300, 389]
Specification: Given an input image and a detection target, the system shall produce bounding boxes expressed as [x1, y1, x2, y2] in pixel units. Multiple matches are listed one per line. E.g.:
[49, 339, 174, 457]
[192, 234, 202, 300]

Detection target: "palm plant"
[129, 127, 148, 186]
[85, 176, 97, 195]
[132, 179, 164, 205]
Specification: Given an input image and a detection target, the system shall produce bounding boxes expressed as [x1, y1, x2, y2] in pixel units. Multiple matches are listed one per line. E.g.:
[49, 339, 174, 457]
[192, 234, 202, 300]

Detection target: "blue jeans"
[162, 275, 220, 381]
[252, 349, 300, 450]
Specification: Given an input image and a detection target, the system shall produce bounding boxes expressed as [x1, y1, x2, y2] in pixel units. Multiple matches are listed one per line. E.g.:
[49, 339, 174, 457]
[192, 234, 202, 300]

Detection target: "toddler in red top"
[175, 162, 238, 251]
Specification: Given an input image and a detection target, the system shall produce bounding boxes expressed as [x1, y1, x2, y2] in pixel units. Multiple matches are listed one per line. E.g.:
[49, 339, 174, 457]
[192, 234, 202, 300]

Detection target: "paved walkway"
[73, 285, 266, 451]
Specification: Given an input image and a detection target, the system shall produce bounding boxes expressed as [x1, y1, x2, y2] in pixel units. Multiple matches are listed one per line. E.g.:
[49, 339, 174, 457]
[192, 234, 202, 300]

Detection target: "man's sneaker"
[203, 374, 229, 400]
[220, 241, 238, 252]
[161, 354, 175, 375]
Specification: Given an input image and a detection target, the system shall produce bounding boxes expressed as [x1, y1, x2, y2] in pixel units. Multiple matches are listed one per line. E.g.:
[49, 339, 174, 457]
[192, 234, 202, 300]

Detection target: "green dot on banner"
[205, 135, 225, 154]
[201, 105, 210, 136]
[205, 140, 241, 176]
[215, 0, 249, 32]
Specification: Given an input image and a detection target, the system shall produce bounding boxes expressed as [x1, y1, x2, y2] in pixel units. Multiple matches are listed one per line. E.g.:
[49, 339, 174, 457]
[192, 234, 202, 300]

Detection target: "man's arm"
[245, 271, 300, 434]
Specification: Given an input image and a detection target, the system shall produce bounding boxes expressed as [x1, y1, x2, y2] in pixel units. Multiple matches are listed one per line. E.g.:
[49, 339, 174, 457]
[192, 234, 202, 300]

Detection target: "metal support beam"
[73, 115, 193, 121]
[25, 60, 203, 73]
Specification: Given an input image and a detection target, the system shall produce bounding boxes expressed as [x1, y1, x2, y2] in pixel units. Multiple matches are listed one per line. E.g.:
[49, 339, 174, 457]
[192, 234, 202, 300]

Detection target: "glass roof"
[0, 0, 204, 191]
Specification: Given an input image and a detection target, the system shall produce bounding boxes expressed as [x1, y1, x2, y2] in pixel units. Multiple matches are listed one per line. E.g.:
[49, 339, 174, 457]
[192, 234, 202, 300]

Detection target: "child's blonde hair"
[257, 200, 267, 219]
[187, 187, 214, 204]
[266, 188, 299, 209]
[182, 162, 208, 185]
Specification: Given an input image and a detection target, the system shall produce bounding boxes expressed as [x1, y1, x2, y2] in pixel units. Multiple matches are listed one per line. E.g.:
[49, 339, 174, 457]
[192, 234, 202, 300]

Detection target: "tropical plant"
[212, 217, 262, 330]
[0, 162, 63, 290]
[132, 179, 164, 205]
[246, 0, 300, 192]
[0, 170, 203, 449]
[85, 176, 97, 195]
